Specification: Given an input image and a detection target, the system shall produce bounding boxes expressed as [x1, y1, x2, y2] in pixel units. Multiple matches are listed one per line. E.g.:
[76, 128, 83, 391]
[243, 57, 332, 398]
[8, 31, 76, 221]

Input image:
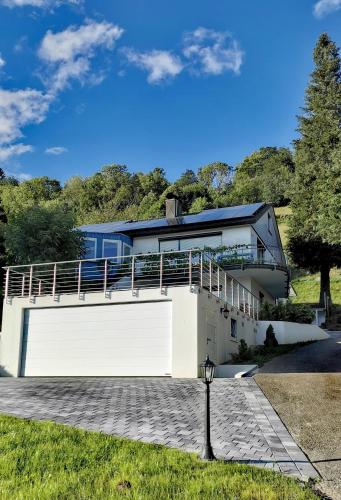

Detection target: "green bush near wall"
[259, 301, 314, 324]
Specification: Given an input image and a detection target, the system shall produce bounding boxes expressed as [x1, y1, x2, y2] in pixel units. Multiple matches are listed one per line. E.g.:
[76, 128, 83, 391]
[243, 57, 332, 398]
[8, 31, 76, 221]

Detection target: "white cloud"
[0, 143, 33, 162]
[183, 27, 243, 75]
[123, 48, 184, 84]
[1, 0, 81, 8]
[0, 88, 51, 162]
[38, 20, 124, 93]
[314, 0, 341, 17]
[45, 146, 67, 155]
[0, 54, 5, 68]
[0, 88, 50, 145]
[0, 20, 123, 162]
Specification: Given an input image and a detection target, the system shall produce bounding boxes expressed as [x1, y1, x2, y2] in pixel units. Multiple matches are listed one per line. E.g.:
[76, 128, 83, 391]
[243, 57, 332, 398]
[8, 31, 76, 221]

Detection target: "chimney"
[165, 194, 182, 220]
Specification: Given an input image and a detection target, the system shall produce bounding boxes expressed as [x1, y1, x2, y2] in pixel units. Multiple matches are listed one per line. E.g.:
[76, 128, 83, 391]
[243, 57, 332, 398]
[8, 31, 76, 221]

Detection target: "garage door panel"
[21, 302, 172, 377]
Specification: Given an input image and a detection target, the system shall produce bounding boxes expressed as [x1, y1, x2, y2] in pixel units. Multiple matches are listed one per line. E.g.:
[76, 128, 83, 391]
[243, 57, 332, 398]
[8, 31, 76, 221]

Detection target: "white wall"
[0, 285, 258, 378]
[256, 321, 329, 344]
[196, 290, 257, 370]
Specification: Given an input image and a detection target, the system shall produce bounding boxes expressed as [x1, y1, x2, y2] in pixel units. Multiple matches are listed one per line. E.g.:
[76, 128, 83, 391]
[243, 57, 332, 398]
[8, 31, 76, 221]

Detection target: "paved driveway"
[259, 331, 341, 373]
[0, 377, 316, 480]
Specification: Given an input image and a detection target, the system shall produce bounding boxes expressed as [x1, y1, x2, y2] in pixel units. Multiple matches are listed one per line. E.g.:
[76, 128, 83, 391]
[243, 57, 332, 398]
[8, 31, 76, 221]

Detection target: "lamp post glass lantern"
[200, 355, 216, 460]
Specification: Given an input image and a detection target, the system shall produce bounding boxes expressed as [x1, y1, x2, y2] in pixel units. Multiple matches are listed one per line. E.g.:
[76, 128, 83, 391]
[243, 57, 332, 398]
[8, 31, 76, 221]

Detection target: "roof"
[77, 202, 267, 236]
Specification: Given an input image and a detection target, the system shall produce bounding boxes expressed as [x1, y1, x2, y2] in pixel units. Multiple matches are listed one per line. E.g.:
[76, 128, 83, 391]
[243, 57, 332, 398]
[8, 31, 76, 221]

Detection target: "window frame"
[84, 237, 97, 260]
[102, 239, 119, 259]
[123, 243, 132, 256]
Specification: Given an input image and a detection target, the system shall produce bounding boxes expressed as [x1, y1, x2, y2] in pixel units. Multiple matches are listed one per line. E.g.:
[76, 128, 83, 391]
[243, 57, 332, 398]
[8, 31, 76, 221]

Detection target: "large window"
[102, 240, 119, 259]
[84, 238, 97, 259]
[159, 233, 222, 252]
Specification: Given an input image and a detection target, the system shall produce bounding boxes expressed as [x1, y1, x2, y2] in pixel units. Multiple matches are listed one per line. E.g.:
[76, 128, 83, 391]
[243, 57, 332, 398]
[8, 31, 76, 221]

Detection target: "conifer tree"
[288, 33, 341, 305]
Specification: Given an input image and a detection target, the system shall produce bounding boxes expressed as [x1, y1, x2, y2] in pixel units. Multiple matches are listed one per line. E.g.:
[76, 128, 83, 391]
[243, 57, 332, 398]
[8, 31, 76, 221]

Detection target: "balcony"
[4, 250, 260, 320]
[207, 245, 289, 298]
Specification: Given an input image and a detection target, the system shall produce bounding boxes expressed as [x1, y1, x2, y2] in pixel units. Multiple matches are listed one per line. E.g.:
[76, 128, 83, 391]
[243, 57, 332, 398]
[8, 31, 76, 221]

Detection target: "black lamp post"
[200, 355, 216, 460]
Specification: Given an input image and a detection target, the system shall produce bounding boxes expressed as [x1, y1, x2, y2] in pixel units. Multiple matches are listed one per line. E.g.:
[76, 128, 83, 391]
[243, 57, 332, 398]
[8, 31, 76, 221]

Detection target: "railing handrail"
[3, 249, 262, 318]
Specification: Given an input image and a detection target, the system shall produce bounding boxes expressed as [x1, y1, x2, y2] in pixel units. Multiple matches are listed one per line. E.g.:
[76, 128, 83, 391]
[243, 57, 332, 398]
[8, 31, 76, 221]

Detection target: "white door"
[21, 302, 172, 377]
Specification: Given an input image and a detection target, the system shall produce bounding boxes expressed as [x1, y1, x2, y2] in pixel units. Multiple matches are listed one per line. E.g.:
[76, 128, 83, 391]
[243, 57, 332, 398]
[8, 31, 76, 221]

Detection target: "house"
[0, 198, 289, 379]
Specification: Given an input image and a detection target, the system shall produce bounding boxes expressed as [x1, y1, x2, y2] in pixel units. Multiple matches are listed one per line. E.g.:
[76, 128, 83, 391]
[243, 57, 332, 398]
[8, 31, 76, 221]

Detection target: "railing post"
[189, 250, 192, 286]
[200, 253, 203, 287]
[160, 253, 163, 289]
[251, 295, 254, 319]
[224, 273, 227, 302]
[78, 261, 82, 297]
[237, 283, 240, 310]
[231, 279, 234, 307]
[38, 280, 42, 296]
[131, 255, 135, 291]
[4, 268, 9, 300]
[21, 274, 25, 297]
[209, 260, 212, 293]
[52, 263, 57, 298]
[217, 266, 220, 298]
[29, 265, 33, 299]
[257, 301, 259, 321]
[243, 288, 246, 313]
[103, 259, 107, 295]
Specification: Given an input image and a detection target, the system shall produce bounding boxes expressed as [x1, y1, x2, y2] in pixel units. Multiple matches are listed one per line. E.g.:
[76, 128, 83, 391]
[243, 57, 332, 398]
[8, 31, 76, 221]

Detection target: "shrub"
[259, 301, 314, 324]
[264, 324, 278, 347]
[231, 339, 253, 363]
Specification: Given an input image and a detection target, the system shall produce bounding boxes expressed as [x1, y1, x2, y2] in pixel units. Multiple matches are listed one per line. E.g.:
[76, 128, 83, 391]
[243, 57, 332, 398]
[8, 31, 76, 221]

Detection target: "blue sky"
[0, 0, 340, 183]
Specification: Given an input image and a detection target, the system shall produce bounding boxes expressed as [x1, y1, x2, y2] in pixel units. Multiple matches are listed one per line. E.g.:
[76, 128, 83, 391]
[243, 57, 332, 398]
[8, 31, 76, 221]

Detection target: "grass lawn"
[0, 415, 317, 500]
[291, 268, 341, 305]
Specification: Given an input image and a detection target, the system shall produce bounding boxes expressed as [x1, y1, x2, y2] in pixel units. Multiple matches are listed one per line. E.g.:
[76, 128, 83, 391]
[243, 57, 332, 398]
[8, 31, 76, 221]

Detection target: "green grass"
[0, 415, 317, 500]
[292, 269, 341, 305]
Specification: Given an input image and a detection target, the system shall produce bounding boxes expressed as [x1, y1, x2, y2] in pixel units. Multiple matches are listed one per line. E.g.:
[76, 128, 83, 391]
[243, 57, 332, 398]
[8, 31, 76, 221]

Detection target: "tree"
[289, 33, 341, 305]
[0, 176, 61, 216]
[316, 146, 341, 244]
[3, 205, 84, 265]
[198, 162, 233, 192]
[231, 147, 295, 206]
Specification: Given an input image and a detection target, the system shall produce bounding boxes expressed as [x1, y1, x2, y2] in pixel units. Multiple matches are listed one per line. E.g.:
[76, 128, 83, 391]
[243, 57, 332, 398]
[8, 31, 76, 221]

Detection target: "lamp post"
[200, 355, 216, 461]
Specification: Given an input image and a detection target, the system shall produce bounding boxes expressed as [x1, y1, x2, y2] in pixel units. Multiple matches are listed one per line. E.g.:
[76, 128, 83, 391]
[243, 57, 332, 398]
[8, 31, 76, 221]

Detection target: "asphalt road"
[259, 331, 341, 373]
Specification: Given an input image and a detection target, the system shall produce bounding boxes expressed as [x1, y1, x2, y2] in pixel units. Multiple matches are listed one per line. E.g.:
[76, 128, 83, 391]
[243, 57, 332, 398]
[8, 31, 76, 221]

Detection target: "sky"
[0, 0, 340, 183]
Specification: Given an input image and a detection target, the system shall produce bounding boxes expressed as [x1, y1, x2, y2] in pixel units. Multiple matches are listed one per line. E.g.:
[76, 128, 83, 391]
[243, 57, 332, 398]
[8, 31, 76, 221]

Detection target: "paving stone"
[0, 377, 317, 481]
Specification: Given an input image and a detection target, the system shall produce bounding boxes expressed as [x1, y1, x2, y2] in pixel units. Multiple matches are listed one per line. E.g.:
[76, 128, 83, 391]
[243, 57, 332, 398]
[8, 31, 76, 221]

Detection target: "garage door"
[21, 302, 172, 377]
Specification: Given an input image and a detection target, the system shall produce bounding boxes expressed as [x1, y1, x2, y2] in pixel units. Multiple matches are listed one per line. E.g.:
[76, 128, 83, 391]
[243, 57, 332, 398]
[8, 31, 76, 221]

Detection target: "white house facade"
[0, 199, 289, 378]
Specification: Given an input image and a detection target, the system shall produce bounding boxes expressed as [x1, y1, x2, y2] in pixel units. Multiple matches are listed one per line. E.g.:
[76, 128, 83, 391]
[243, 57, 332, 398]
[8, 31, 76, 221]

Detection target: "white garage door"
[21, 302, 172, 377]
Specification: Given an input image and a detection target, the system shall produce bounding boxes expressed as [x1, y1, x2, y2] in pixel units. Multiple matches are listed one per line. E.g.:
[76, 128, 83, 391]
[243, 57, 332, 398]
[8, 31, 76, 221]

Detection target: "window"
[267, 213, 272, 234]
[123, 243, 132, 256]
[84, 238, 97, 259]
[160, 239, 179, 252]
[231, 318, 237, 339]
[102, 240, 118, 259]
[159, 233, 222, 252]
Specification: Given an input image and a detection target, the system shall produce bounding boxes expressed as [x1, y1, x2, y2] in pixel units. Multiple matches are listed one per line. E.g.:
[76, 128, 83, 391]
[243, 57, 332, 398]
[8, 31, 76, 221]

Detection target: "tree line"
[0, 33, 340, 305]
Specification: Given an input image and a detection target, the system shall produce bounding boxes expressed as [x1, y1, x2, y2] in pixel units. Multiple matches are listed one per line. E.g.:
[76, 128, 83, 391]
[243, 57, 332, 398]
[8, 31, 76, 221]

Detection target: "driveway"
[259, 330, 341, 373]
[256, 332, 341, 499]
[0, 377, 316, 481]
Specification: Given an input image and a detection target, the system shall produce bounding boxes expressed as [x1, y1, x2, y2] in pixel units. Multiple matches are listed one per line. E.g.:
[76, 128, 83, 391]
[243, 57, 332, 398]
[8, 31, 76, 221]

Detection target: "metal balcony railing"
[3, 250, 260, 319]
[206, 244, 286, 268]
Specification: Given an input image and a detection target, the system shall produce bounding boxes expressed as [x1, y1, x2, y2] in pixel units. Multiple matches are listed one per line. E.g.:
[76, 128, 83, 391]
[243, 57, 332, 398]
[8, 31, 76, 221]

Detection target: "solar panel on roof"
[77, 202, 265, 234]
